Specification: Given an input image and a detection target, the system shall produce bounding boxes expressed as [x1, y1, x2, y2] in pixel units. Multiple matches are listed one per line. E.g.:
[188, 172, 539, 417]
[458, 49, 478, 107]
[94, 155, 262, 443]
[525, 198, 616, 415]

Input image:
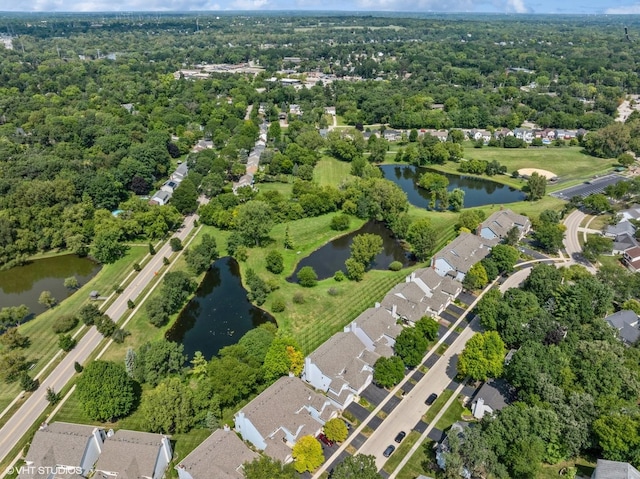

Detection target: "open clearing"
[517, 168, 557, 179]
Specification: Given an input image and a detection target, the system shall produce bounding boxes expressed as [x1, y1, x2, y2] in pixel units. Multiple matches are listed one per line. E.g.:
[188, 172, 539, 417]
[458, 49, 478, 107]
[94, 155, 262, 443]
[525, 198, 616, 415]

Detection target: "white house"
[149, 190, 171, 206]
[160, 180, 180, 194]
[431, 232, 494, 281]
[19, 422, 105, 479]
[513, 128, 534, 142]
[470, 379, 515, 420]
[171, 162, 189, 183]
[477, 209, 531, 241]
[234, 376, 337, 463]
[94, 430, 172, 479]
[592, 459, 640, 479]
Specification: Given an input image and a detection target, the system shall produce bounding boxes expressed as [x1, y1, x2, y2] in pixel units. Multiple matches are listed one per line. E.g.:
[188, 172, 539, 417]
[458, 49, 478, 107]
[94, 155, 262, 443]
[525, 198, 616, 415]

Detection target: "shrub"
[265, 250, 284, 274]
[330, 214, 351, 231]
[293, 292, 305, 304]
[170, 238, 183, 251]
[235, 246, 248, 262]
[20, 372, 38, 392]
[133, 263, 142, 272]
[111, 328, 130, 344]
[74, 361, 84, 373]
[127, 299, 135, 309]
[59, 334, 77, 352]
[52, 315, 78, 334]
[389, 261, 403, 271]
[271, 298, 286, 313]
[334, 271, 345, 282]
[328, 287, 340, 296]
[297, 266, 318, 287]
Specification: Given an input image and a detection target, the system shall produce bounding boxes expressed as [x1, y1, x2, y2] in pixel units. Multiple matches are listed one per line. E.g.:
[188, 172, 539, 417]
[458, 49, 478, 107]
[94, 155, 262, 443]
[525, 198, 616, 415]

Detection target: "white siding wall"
[302, 358, 332, 392]
[152, 438, 173, 479]
[234, 412, 266, 450]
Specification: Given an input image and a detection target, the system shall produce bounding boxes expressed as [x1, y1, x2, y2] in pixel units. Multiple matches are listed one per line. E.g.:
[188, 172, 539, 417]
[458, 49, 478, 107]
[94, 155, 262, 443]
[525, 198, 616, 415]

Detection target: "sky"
[5, 0, 640, 15]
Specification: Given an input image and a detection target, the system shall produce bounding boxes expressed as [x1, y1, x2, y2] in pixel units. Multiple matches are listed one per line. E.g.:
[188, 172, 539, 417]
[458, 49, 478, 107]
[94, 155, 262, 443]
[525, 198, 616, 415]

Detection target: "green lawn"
[382, 430, 421, 474]
[537, 457, 596, 479]
[423, 388, 454, 424]
[396, 439, 438, 479]
[314, 156, 353, 186]
[0, 247, 148, 418]
[435, 395, 470, 431]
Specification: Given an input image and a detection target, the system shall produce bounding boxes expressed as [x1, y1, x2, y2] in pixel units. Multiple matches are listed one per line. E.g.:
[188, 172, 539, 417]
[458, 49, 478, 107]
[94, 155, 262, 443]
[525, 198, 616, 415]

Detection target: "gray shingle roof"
[593, 459, 640, 479]
[606, 221, 635, 238]
[94, 430, 169, 479]
[433, 232, 493, 275]
[19, 422, 100, 479]
[605, 310, 640, 344]
[472, 378, 515, 412]
[353, 307, 402, 343]
[177, 429, 258, 479]
[479, 209, 530, 239]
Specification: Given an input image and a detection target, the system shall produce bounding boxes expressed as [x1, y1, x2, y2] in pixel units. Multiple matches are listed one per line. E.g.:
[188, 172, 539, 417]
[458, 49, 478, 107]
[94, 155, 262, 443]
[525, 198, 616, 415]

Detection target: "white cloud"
[605, 4, 640, 13]
[506, 0, 529, 12]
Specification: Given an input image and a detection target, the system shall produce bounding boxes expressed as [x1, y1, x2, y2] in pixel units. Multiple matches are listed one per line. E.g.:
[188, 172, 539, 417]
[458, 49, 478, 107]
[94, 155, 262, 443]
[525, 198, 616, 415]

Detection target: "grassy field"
[538, 457, 596, 479]
[435, 395, 470, 431]
[423, 388, 454, 424]
[382, 430, 421, 474]
[314, 156, 353, 186]
[396, 439, 438, 479]
[0, 247, 148, 417]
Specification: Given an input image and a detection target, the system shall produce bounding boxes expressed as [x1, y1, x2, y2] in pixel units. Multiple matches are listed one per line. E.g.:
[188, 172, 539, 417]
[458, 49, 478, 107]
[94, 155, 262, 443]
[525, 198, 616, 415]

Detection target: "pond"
[0, 255, 101, 315]
[165, 256, 275, 360]
[379, 164, 525, 209]
[289, 221, 414, 282]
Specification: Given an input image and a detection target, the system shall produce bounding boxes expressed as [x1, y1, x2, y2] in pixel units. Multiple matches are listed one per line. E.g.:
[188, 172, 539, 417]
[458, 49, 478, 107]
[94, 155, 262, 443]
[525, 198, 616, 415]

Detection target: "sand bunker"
[517, 168, 557, 180]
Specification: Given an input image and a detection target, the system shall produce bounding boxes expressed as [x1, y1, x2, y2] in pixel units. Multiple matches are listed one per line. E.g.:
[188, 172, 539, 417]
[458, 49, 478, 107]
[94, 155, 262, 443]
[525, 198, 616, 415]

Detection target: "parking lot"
[551, 174, 625, 200]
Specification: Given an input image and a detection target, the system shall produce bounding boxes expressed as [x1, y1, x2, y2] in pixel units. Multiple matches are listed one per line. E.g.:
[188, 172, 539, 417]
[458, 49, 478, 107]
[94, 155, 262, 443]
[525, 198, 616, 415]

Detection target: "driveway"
[361, 383, 388, 407]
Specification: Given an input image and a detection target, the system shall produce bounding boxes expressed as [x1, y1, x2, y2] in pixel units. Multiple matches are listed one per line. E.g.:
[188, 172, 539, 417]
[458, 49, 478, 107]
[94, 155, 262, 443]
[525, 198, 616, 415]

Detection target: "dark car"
[383, 445, 396, 458]
[394, 431, 406, 443]
[426, 393, 438, 406]
[317, 433, 334, 447]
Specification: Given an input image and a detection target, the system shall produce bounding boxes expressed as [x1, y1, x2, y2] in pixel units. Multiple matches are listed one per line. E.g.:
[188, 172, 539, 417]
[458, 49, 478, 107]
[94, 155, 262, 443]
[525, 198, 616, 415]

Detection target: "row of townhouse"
[149, 162, 190, 206]
[233, 121, 268, 193]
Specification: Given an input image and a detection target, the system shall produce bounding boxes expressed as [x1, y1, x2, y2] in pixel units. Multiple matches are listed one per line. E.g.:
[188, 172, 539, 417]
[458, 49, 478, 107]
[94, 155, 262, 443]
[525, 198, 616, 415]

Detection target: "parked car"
[394, 431, 406, 443]
[426, 393, 438, 405]
[317, 433, 334, 447]
[383, 445, 396, 457]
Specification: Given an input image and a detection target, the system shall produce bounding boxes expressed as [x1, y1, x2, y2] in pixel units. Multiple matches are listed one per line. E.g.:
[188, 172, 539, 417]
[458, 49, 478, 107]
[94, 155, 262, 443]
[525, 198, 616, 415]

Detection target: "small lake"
[379, 164, 525, 209]
[289, 221, 414, 282]
[0, 255, 101, 315]
[165, 257, 275, 359]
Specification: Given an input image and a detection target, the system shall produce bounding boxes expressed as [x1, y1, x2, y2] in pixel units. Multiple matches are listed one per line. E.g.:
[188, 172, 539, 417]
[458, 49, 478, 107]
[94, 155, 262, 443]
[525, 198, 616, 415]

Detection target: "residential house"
[18, 422, 105, 479]
[302, 331, 381, 408]
[149, 190, 171, 206]
[233, 174, 254, 193]
[493, 128, 513, 139]
[171, 162, 189, 183]
[345, 306, 401, 354]
[94, 430, 172, 479]
[469, 129, 492, 143]
[513, 128, 534, 143]
[234, 376, 337, 463]
[325, 106, 336, 116]
[431, 232, 494, 281]
[160, 180, 180, 194]
[604, 220, 636, 239]
[477, 209, 531, 241]
[383, 129, 402, 141]
[613, 232, 638, 255]
[175, 428, 258, 479]
[592, 459, 640, 479]
[619, 205, 640, 222]
[428, 130, 449, 142]
[289, 104, 303, 116]
[604, 310, 640, 345]
[623, 246, 640, 272]
[435, 422, 471, 478]
[191, 139, 213, 152]
[541, 128, 556, 140]
[470, 379, 516, 419]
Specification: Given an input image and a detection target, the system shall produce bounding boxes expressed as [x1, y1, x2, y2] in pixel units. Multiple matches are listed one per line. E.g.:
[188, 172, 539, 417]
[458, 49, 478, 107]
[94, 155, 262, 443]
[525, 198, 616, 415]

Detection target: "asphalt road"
[562, 209, 597, 273]
[358, 316, 482, 471]
[551, 174, 625, 200]
[0, 211, 200, 466]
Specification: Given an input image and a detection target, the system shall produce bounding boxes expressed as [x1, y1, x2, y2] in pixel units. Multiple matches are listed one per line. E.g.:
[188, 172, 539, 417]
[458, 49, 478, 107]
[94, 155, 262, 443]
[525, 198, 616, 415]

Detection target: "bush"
[170, 238, 183, 251]
[265, 250, 284, 274]
[58, 334, 77, 352]
[127, 299, 135, 309]
[271, 298, 286, 313]
[133, 263, 142, 272]
[20, 372, 38, 392]
[297, 266, 318, 287]
[77, 304, 102, 326]
[235, 246, 248, 262]
[389, 261, 403, 271]
[111, 328, 130, 344]
[74, 361, 84, 373]
[328, 287, 340, 296]
[334, 271, 345, 282]
[52, 315, 78, 334]
[293, 292, 305, 304]
[330, 214, 351, 231]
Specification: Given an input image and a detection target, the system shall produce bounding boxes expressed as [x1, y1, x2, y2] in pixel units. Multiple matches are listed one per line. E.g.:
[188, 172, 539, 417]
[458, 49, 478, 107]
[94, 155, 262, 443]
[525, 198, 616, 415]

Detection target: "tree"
[265, 250, 284, 274]
[64, 276, 79, 289]
[235, 201, 274, 247]
[330, 214, 351, 231]
[292, 435, 324, 473]
[583, 235, 613, 262]
[395, 327, 429, 367]
[263, 337, 304, 382]
[407, 218, 437, 261]
[324, 418, 348, 443]
[140, 377, 195, 434]
[526, 172, 546, 201]
[582, 193, 611, 214]
[76, 304, 102, 326]
[170, 237, 183, 251]
[618, 153, 635, 167]
[418, 172, 449, 192]
[0, 350, 28, 383]
[331, 454, 382, 479]
[297, 266, 318, 287]
[350, 233, 383, 267]
[458, 331, 506, 381]
[0, 327, 29, 349]
[449, 188, 465, 212]
[133, 340, 186, 386]
[534, 223, 565, 253]
[91, 229, 128, 264]
[38, 291, 56, 309]
[373, 356, 405, 388]
[415, 316, 440, 341]
[345, 258, 366, 281]
[58, 334, 77, 352]
[19, 371, 38, 392]
[171, 178, 198, 214]
[463, 262, 489, 290]
[46, 387, 61, 405]
[76, 361, 137, 421]
[185, 234, 219, 274]
[505, 226, 520, 246]
[456, 210, 485, 232]
[490, 244, 520, 273]
[243, 455, 297, 479]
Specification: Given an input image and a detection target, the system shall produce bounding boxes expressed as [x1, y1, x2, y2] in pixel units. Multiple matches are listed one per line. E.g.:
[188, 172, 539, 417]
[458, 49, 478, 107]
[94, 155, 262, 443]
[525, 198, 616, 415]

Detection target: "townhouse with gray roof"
[234, 376, 337, 463]
[93, 430, 172, 479]
[175, 428, 258, 479]
[302, 331, 382, 408]
[477, 209, 531, 242]
[592, 459, 640, 479]
[19, 422, 105, 479]
[345, 306, 401, 354]
[431, 232, 494, 281]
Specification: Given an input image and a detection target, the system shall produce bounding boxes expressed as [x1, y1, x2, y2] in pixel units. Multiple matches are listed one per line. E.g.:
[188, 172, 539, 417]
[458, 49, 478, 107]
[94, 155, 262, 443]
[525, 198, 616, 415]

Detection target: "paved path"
[0, 213, 200, 466]
[562, 209, 597, 273]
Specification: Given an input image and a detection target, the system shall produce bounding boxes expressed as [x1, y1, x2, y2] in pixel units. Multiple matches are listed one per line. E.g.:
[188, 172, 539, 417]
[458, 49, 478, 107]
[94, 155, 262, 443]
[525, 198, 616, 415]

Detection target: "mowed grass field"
[0, 246, 148, 419]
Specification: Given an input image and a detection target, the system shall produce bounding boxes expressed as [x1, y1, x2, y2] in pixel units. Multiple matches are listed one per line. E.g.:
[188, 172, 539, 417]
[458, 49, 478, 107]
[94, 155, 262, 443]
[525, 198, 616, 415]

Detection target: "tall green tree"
[292, 435, 324, 473]
[395, 327, 429, 368]
[331, 455, 382, 479]
[140, 377, 195, 434]
[76, 361, 137, 421]
[458, 331, 506, 381]
[407, 218, 437, 261]
[526, 172, 546, 201]
[171, 178, 199, 214]
[235, 201, 274, 246]
[350, 233, 383, 267]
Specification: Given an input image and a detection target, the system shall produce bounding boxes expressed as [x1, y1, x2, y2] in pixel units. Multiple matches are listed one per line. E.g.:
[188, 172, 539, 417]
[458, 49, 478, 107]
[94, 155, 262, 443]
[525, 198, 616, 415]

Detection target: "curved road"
[0, 213, 199, 466]
[562, 209, 597, 274]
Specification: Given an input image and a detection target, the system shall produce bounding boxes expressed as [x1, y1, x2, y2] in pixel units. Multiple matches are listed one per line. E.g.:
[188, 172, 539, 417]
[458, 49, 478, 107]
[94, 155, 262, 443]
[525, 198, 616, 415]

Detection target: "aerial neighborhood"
[3, 11, 640, 479]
